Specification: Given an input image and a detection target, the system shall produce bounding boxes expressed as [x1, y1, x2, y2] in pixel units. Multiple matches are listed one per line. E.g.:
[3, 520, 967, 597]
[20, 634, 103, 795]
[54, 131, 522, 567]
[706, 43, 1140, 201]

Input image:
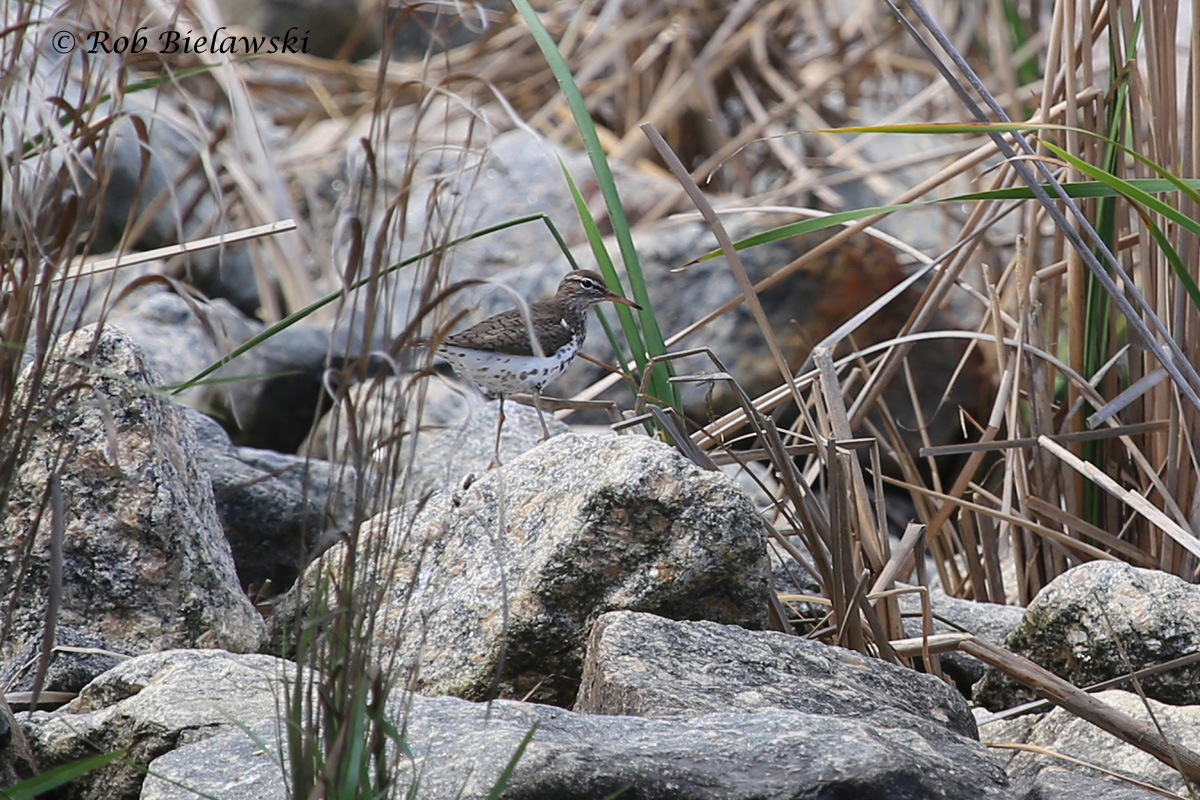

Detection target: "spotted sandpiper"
[435, 269, 641, 462]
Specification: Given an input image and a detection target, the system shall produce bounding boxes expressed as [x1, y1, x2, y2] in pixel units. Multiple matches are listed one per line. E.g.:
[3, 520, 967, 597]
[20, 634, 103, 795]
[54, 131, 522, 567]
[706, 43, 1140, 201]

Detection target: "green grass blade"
[559, 157, 642, 385]
[685, 203, 921, 264]
[2, 751, 127, 800]
[512, 0, 678, 410]
[1041, 142, 1200, 310]
[685, 177, 1200, 266]
[1041, 142, 1200, 238]
[485, 722, 538, 800]
[947, 178, 1200, 201]
[814, 119, 1200, 209]
[812, 121, 1090, 136]
[1138, 210, 1200, 311]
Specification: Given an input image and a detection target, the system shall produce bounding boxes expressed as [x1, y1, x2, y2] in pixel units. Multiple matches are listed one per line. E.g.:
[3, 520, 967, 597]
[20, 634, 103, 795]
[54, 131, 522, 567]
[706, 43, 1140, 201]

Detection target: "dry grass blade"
[982, 652, 1200, 726]
[1039, 436, 1200, 561]
[705, 440, 873, 465]
[891, 478, 1119, 564]
[826, 448, 862, 652]
[638, 121, 804, 416]
[892, 0, 1200, 411]
[986, 742, 1188, 799]
[1022, 496, 1156, 568]
[29, 474, 63, 712]
[46, 220, 298, 287]
[871, 522, 926, 596]
[3, 691, 76, 708]
[813, 347, 887, 570]
[919, 421, 1170, 458]
[889, 632, 972, 657]
[960, 636, 1200, 784]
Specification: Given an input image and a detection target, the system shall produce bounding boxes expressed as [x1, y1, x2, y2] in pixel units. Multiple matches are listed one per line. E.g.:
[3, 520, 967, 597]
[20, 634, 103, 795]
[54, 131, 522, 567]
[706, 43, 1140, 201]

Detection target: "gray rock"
[981, 689, 1200, 798]
[897, 588, 1025, 696]
[35, 265, 255, 400]
[105, 284, 363, 454]
[403, 388, 570, 499]
[276, 433, 769, 705]
[103, 288, 260, 409]
[141, 721, 284, 800]
[306, 374, 569, 503]
[187, 407, 358, 596]
[976, 711, 1040, 773]
[974, 561, 1200, 710]
[96, 282, 346, 454]
[578, 610, 977, 739]
[22, 649, 291, 800]
[390, 129, 674, 286]
[38, 262, 160, 353]
[388, 0, 507, 58]
[1017, 769, 1168, 800]
[142, 692, 1013, 800]
[91, 105, 266, 314]
[0, 627, 132, 712]
[214, 320, 348, 452]
[0, 325, 264, 658]
[0, 697, 36, 792]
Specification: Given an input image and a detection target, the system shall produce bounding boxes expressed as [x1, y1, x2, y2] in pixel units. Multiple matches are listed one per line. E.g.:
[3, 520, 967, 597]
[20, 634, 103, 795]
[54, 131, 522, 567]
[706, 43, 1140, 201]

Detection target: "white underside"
[438, 339, 580, 395]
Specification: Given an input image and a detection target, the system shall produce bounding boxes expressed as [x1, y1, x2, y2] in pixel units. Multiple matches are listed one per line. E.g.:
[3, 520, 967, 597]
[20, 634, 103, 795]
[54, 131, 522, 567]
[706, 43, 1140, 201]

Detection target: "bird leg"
[532, 391, 551, 441]
[490, 394, 505, 469]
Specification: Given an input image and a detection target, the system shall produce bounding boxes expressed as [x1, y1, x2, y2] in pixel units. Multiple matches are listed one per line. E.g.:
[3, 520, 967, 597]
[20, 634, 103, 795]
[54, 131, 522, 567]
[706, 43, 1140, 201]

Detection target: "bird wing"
[441, 301, 576, 356]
